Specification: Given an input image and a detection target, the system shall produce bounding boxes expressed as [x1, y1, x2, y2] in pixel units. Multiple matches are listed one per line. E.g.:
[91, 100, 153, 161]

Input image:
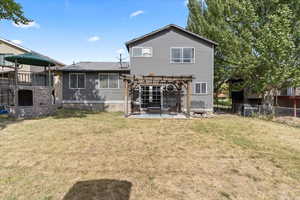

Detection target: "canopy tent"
[4, 53, 56, 67]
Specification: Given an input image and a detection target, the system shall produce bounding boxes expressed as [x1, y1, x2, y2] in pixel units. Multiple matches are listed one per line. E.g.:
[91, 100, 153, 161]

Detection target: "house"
[0, 38, 65, 117]
[57, 24, 217, 116]
[230, 79, 300, 116]
[58, 62, 130, 111]
[0, 38, 65, 97]
[276, 87, 300, 108]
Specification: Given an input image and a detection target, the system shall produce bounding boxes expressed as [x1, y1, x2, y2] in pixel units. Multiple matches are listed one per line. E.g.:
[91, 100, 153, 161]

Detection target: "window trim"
[194, 82, 208, 94]
[98, 73, 120, 89]
[69, 73, 86, 89]
[170, 47, 195, 64]
[131, 47, 153, 58]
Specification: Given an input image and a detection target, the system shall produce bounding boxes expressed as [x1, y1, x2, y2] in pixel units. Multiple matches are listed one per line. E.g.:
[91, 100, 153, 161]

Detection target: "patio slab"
[128, 113, 187, 119]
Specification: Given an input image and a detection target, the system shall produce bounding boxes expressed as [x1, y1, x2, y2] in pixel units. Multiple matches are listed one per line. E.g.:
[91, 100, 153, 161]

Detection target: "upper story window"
[132, 47, 152, 57]
[99, 73, 120, 89]
[0, 54, 13, 66]
[69, 73, 85, 89]
[171, 47, 195, 64]
[195, 82, 207, 94]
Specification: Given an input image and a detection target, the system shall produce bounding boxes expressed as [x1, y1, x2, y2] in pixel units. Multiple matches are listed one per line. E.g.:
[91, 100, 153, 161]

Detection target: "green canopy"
[4, 53, 56, 67]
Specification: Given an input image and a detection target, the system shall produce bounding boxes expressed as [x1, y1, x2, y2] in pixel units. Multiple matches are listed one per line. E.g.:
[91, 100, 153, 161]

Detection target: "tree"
[244, 4, 298, 107]
[0, 0, 31, 24]
[187, 0, 252, 101]
[187, 0, 300, 108]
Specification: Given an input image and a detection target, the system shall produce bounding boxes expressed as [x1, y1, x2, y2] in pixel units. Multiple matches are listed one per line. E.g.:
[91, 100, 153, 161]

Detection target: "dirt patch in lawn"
[0, 110, 299, 200]
[273, 116, 300, 128]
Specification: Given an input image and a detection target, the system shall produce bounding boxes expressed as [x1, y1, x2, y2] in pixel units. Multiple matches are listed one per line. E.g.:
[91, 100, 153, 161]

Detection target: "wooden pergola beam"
[122, 74, 193, 82]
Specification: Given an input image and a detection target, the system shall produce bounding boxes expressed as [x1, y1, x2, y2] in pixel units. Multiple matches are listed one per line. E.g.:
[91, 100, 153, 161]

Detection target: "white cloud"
[88, 36, 100, 42]
[11, 40, 22, 45]
[184, 0, 189, 6]
[12, 21, 40, 29]
[130, 10, 144, 18]
[117, 49, 125, 55]
[185, 0, 201, 7]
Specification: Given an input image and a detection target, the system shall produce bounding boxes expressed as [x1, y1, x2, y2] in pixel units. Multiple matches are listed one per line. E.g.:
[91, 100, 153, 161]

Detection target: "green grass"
[0, 109, 299, 200]
[193, 117, 300, 180]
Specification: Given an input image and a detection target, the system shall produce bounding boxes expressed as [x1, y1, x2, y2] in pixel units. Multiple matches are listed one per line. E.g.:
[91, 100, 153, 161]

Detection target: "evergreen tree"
[187, 0, 251, 99]
[187, 0, 300, 107]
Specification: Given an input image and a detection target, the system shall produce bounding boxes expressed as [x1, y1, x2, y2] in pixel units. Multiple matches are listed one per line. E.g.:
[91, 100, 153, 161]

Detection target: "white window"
[171, 47, 195, 63]
[195, 82, 207, 94]
[69, 73, 85, 89]
[132, 47, 152, 57]
[99, 73, 120, 89]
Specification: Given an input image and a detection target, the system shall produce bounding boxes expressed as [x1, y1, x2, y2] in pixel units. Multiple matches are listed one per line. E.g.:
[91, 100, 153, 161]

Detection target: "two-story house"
[58, 24, 217, 116]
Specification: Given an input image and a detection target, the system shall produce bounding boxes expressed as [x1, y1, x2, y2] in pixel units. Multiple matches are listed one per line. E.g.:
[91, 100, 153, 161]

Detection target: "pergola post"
[14, 62, 18, 106]
[48, 65, 51, 87]
[186, 82, 191, 117]
[44, 66, 47, 86]
[14, 64, 18, 86]
[124, 80, 129, 117]
[177, 84, 182, 113]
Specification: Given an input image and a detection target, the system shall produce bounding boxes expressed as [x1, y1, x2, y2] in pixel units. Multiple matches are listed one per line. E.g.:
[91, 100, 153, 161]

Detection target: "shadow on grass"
[62, 179, 132, 200]
[0, 114, 23, 131]
[53, 109, 102, 119]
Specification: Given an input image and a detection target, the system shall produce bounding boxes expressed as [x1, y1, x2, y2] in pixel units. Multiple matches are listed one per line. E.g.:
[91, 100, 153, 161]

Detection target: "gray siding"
[62, 72, 125, 102]
[128, 28, 214, 110]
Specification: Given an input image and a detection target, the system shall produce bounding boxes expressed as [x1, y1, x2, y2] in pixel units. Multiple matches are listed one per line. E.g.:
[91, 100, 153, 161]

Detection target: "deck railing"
[0, 71, 53, 87]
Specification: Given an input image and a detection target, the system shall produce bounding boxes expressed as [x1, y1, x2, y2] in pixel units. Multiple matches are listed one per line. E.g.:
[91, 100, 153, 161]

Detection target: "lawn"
[0, 110, 299, 200]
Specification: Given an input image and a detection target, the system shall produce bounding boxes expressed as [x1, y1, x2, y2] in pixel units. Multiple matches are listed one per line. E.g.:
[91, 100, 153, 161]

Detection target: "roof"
[125, 24, 218, 50]
[0, 38, 65, 66]
[56, 62, 130, 72]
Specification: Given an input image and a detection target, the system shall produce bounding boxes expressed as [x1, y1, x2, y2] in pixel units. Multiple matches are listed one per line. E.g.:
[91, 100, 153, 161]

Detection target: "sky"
[0, 0, 190, 65]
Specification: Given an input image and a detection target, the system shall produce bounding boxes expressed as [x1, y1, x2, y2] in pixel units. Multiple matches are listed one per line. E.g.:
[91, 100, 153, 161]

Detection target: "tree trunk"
[262, 90, 275, 117]
[214, 84, 223, 111]
[215, 91, 219, 110]
[294, 87, 297, 118]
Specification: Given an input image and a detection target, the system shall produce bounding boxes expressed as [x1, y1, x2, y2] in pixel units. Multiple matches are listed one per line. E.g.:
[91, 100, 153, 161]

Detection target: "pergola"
[122, 74, 193, 117]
